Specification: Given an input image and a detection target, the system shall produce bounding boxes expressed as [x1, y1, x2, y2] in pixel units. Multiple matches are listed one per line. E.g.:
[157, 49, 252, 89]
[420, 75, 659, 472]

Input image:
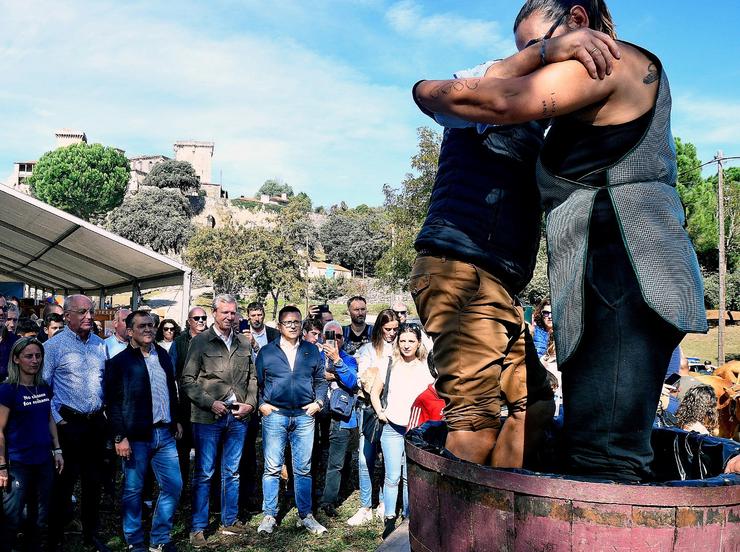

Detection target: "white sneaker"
[297, 514, 327, 535]
[375, 502, 385, 519]
[346, 507, 373, 526]
[257, 515, 277, 534]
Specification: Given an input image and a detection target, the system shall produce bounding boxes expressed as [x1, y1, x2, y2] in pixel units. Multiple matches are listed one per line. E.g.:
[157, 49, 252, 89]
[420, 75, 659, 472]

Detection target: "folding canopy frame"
[0, 183, 192, 324]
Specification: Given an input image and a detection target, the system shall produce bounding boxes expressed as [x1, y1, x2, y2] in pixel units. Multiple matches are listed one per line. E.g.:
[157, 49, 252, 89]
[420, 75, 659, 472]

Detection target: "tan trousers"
[410, 255, 551, 432]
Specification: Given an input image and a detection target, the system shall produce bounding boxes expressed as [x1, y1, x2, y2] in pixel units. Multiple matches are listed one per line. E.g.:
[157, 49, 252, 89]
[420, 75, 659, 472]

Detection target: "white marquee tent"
[0, 183, 192, 323]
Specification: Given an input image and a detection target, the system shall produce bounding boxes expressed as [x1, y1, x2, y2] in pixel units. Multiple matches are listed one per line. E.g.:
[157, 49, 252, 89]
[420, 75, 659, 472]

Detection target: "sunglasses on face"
[163, 326, 176, 331]
[191, 316, 207, 322]
[393, 310, 407, 316]
[524, 11, 568, 48]
[542, 311, 552, 318]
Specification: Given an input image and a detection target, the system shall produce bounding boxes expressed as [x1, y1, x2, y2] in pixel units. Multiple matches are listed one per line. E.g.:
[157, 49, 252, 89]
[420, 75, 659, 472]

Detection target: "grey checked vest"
[536, 53, 707, 364]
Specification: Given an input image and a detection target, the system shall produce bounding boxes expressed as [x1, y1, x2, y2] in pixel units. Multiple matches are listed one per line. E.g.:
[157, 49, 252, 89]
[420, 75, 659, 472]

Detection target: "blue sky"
[1, 0, 738, 207]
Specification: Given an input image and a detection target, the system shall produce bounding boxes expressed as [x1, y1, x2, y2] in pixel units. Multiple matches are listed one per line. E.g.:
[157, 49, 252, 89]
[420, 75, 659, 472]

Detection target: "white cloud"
[385, 0, 514, 56]
[0, 0, 419, 205]
[673, 95, 740, 144]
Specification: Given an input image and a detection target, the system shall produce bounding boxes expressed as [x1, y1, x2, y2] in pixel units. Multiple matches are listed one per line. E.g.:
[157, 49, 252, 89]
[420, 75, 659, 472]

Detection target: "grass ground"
[680, 324, 740, 365]
[59, 430, 385, 552]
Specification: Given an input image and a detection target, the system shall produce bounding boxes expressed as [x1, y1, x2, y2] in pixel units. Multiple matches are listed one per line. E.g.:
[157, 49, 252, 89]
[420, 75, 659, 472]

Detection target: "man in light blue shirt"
[104, 307, 130, 359]
[44, 294, 109, 551]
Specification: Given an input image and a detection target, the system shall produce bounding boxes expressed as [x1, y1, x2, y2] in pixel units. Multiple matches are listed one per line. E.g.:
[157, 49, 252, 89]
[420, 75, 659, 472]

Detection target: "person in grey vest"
[414, 0, 706, 482]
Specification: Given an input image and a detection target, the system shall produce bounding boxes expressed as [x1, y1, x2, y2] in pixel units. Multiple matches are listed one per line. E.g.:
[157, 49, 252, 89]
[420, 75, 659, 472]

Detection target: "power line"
[678, 155, 740, 179]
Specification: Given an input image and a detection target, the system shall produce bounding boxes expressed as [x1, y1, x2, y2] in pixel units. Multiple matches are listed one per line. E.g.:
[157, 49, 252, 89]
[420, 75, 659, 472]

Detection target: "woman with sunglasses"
[415, 0, 706, 482]
[346, 309, 399, 526]
[155, 319, 181, 354]
[371, 323, 431, 539]
[532, 298, 553, 358]
[0, 337, 64, 551]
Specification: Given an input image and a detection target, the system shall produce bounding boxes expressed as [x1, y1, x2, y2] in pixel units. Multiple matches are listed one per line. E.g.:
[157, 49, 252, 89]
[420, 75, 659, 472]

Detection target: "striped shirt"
[143, 345, 171, 424]
[43, 327, 107, 423]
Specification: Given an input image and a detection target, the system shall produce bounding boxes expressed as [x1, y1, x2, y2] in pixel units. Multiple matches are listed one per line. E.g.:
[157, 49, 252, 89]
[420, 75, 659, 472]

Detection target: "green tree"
[105, 187, 194, 254]
[376, 127, 441, 287]
[281, 192, 318, 255]
[675, 137, 703, 190]
[319, 205, 389, 276]
[257, 178, 293, 198]
[143, 160, 200, 193]
[185, 224, 302, 317]
[28, 142, 129, 221]
[310, 277, 347, 302]
[521, 237, 550, 305]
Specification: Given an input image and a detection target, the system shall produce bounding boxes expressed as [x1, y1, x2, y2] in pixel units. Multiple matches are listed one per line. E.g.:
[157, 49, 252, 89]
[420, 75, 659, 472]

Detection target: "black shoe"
[382, 516, 396, 540]
[320, 503, 338, 518]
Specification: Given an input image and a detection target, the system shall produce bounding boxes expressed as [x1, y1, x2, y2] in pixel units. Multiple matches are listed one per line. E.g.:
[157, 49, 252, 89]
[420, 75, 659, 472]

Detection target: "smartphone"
[239, 319, 250, 332]
[318, 304, 330, 314]
[227, 403, 240, 411]
[664, 373, 681, 387]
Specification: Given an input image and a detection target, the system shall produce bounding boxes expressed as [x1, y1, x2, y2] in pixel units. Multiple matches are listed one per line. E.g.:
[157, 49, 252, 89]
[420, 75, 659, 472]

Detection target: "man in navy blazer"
[255, 305, 328, 536]
[105, 310, 182, 552]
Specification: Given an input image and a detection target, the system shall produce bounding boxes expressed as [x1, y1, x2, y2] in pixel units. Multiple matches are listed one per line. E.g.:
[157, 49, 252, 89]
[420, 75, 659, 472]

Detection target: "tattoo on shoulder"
[541, 92, 557, 117]
[430, 79, 479, 99]
[643, 63, 658, 85]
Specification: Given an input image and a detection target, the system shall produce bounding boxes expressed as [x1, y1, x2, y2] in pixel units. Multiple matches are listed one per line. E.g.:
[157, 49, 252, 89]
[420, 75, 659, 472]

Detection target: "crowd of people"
[0, 292, 445, 551]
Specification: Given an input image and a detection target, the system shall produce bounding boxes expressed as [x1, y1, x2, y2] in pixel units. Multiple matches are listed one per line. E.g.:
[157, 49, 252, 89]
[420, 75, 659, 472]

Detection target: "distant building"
[174, 141, 214, 184]
[307, 261, 352, 280]
[128, 154, 171, 193]
[55, 129, 87, 148]
[9, 161, 36, 192]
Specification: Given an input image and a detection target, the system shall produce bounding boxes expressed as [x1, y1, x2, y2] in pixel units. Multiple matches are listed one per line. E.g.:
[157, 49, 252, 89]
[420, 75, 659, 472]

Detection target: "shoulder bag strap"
[380, 356, 392, 409]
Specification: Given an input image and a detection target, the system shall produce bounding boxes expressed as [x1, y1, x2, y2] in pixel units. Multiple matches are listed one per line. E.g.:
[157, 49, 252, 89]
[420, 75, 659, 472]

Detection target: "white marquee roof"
[0, 183, 191, 295]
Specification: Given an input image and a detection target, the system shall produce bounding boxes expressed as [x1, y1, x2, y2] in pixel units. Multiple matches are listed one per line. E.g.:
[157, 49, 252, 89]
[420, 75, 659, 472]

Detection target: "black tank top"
[541, 109, 652, 187]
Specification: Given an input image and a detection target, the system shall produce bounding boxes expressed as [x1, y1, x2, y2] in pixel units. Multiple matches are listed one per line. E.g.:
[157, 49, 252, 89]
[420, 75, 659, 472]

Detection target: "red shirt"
[408, 384, 445, 431]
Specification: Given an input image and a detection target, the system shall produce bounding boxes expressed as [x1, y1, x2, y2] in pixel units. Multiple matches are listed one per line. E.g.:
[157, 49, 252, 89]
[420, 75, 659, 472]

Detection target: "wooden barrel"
[406, 438, 740, 551]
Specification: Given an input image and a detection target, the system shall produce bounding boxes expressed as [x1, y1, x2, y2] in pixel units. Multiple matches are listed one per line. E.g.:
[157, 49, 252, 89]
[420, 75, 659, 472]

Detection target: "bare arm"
[486, 28, 621, 80]
[49, 412, 64, 474]
[370, 376, 386, 423]
[416, 59, 617, 126]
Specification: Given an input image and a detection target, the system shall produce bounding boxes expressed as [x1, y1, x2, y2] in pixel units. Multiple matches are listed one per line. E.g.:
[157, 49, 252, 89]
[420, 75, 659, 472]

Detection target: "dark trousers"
[176, 419, 193, 490]
[49, 412, 107, 542]
[1, 461, 54, 552]
[560, 196, 684, 482]
[321, 420, 355, 506]
[238, 414, 260, 511]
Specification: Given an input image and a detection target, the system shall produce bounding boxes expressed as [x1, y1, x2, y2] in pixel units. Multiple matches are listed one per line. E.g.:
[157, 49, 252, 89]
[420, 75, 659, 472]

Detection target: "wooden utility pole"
[717, 151, 726, 365]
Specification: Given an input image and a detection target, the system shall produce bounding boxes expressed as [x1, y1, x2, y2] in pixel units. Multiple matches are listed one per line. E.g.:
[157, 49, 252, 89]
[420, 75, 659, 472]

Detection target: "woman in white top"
[346, 309, 399, 527]
[371, 323, 432, 539]
[155, 319, 180, 354]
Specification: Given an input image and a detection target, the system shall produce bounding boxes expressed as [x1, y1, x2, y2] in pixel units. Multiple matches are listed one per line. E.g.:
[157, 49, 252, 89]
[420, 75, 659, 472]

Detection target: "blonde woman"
[0, 337, 63, 551]
[371, 324, 432, 539]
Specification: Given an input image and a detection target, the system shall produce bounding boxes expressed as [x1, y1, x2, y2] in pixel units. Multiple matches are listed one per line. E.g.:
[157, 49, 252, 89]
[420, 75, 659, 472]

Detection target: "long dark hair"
[155, 319, 181, 342]
[514, 0, 616, 39]
[370, 309, 399, 356]
[532, 297, 552, 330]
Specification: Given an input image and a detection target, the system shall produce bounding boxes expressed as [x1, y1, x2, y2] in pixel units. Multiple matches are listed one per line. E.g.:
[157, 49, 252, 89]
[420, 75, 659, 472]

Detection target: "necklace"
[21, 383, 39, 395]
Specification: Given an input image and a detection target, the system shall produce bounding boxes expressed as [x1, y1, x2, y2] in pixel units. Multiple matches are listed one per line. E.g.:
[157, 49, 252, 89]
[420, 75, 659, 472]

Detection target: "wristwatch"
[114, 434, 125, 444]
[315, 399, 324, 409]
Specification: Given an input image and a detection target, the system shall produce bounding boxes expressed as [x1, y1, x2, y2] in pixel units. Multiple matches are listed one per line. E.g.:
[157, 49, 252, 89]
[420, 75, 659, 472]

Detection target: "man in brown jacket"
[181, 294, 258, 547]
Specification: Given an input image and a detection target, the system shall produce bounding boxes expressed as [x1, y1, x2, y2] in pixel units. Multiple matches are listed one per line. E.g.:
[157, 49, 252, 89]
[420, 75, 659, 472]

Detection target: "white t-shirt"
[357, 341, 394, 375]
[378, 357, 433, 427]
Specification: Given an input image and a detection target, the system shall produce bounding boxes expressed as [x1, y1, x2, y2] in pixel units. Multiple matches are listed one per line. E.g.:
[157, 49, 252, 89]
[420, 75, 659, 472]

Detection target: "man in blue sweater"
[256, 306, 328, 535]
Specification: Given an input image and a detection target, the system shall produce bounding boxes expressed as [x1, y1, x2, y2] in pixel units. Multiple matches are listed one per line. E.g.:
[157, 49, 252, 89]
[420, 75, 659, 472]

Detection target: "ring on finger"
[589, 47, 600, 54]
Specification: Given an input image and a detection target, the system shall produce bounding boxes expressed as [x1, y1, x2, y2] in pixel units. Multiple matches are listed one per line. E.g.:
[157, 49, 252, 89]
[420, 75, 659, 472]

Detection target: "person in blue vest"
[256, 306, 328, 536]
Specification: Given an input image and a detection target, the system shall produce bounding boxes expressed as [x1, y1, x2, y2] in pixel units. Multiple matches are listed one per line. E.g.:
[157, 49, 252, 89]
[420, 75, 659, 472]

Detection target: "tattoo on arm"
[643, 63, 658, 85]
[429, 79, 479, 99]
[541, 92, 557, 117]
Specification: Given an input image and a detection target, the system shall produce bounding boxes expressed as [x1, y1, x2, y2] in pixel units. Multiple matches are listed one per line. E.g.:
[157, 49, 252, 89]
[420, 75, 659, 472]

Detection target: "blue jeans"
[381, 422, 408, 518]
[358, 406, 383, 509]
[191, 414, 247, 531]
[1, 460, 54, 552]
[261, 411, 315, 518]
[122, 428, 182, 546]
